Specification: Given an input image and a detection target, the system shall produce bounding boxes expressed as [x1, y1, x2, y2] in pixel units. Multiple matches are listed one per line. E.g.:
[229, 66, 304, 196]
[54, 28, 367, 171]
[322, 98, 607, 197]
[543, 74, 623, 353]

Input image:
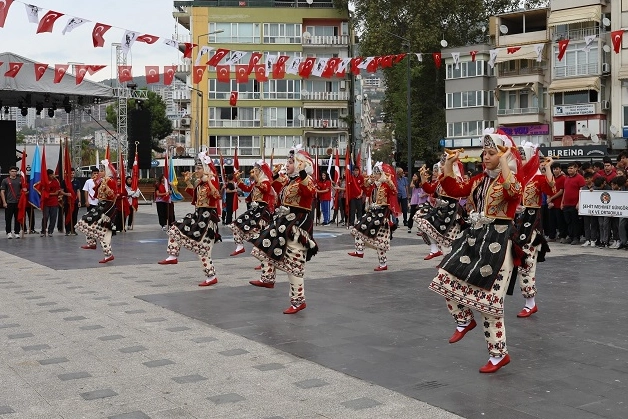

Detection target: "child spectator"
[611, 176, 627, 249]
[580, 172, 598, 247]
[593, 176, 611, 248]
[547, 162, 566, 242]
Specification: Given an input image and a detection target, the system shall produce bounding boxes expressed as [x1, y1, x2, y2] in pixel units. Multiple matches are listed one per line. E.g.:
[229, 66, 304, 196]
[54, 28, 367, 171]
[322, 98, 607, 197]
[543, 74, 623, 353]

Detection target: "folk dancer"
[511, 142, 554, 318]
[249, 145, 318, 314]
[413, 154, 467, 260]
[347, 162, 400, 271]
[158, 152, 222, 287]
[229, 160, 276, 260]
[428, 131, 523, 373]
[76, 160, 118, 263]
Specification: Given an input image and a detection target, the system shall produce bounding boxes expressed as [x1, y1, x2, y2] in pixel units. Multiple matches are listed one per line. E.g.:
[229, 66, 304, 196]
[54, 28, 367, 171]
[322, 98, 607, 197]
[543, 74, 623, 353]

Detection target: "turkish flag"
[34, 63, 47, 81]
[557, 39, 569, 61]
[36, 10, 64, 34]
[321, 57, 341, 78]
[235, 64, 249, 83]
[92, 23, 111, 47]
[612, 30, 624, 53]
[53, 64, 69, 83]
[393, 54, 406, 64]
[182, 42, 196, 59]
[74, 65, 89, 84]
[254, 64, 268, 82]
[470, 50, 478, 62]
[433, 52, 442, 69]
[145, 65, 160, 84]
[163, 65, 176, 85]
[272, 63, 286, 79]
[366, 57, 380, 73]
[118, 65, 133, 83]
[193, 65, 206, 84]
[298, 57, 316, 78]
[350, 57, 363, 75]
[246, 52, 262, 75]
[4, 62, 22, 77]
[216, 64, 231, 83]
[207, 48, 230, 67]
[0, 0, 14, 28]
[380, 55, 394, 68]
[229, 91, 238, 107]
[507, 46, 521, 54]
[87, 64, 106, 75]
[136, 34, 159, 44]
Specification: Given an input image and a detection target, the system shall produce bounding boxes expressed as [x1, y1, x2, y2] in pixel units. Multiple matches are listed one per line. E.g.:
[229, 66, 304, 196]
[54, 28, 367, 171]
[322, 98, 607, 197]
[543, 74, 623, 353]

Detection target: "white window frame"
[209, 107, 261, 128]
[263, 23, 302, 44]
[553, 43, 599, 78]
[262, 79, 302, 99]
[263, 107, 301, 127]
[209, 22, 261, 44]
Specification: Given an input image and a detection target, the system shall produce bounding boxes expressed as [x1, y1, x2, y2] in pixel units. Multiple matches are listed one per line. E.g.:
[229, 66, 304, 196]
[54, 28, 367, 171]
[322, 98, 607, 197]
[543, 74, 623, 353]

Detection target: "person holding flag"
[127, 145, 141, 230]
[158, 152, 223, 287]
[75, 160, 119, 263]
[1, 166, 27, 238]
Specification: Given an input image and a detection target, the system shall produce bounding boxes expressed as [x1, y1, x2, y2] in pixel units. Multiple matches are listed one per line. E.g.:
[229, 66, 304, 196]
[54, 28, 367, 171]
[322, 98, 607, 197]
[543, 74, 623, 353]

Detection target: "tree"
[349, 0, 548, 169]
[105, 90, 171, 152]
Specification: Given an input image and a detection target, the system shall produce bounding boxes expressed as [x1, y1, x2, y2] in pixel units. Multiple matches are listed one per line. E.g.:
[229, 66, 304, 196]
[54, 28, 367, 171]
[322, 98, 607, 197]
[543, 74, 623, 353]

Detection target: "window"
[263, 107, 302, 127]
[306, 26, 337, 37]
[565, 121, 577, 135]
[209, 135, 261, 156]
[209, 22, 261, 43]
[553, 90, 597, 105]
[263, 23, 302, 44]
[263, 79, 302, 99]
[265, 135, 302, 149]
[210, 107, 260, 127]
[447, 120, 494, 137]
[624, 106, 628, 127]
[304, 109, 340, 120]
[209, 79, 231, 99]
[554, 43, 598, 77]
[446, 60, 489, 79]
[445, 90, 493, 109]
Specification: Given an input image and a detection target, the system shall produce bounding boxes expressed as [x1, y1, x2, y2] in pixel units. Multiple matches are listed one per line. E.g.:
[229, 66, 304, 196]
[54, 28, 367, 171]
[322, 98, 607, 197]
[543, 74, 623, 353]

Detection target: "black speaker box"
[0, 120, 17, 174]
[128, 109, 152, 170]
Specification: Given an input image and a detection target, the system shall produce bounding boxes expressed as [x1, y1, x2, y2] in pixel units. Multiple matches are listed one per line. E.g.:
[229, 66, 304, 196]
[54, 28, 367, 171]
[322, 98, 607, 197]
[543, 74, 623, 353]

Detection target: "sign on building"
[554, 104, 595, 116]
[579, 190, 628, 217]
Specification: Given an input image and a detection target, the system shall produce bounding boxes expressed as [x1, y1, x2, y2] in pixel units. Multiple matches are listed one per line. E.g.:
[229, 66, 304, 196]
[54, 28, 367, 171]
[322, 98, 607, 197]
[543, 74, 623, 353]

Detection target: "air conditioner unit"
[339, 80, 346, 90]
[602, 63, 610, 74]
[181, 117, 191, 126]
[602, 100, 610, 110]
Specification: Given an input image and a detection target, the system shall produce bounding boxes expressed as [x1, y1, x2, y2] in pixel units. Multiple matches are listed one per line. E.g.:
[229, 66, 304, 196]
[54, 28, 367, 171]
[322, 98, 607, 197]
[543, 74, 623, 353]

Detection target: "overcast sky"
[0, 0, 185, 81]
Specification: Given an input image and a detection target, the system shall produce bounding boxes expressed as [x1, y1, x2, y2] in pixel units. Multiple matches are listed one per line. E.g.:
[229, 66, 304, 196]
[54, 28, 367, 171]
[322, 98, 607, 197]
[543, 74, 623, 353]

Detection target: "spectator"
[125, 176, 140, 230]
[154, 174, 173, 231]
[580, 172, 598, 247]
[617, 151, 628, 172]
[596, 157, 617, 183]
[612, 176, 628, 249]
[547, 162, 566, 242]
[396, 168, 409, 226]
[317, 172, 332, 225]
[562, 162, 585, 245]
[333, 174, 346, 226]
[407, 172, 428, 233]
[1, 166, 26, 238]
[41, 169, 61, 237]
[593, 176, 611, 248]
[63, 168, 81, 236]
[348, 166, 364, 226]
[82, 167, 100, 210]
[222, 173, 237, 225]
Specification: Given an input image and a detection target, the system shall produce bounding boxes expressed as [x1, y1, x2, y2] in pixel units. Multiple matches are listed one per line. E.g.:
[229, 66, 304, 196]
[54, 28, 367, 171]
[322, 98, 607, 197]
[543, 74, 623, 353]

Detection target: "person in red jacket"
[562, 162, 586, 244]
[429, 132, 522, 373]
[41, 169, 61, 237]
[317, 172, 332, 225]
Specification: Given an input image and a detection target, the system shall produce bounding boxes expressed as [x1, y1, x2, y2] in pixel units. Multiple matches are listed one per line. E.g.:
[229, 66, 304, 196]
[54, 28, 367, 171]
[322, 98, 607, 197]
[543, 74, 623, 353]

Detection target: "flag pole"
[131, 141, 139, 230]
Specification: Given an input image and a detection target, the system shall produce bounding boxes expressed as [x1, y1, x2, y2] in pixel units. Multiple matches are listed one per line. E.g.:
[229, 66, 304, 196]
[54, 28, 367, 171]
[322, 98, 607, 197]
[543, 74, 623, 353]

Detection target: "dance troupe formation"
[74, 131, 555, 373]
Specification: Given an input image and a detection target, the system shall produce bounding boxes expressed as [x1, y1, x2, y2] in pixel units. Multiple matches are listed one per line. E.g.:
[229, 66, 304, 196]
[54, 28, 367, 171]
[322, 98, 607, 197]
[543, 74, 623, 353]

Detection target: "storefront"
[538, 144, 608, 162]
[498, 124, 550, 146]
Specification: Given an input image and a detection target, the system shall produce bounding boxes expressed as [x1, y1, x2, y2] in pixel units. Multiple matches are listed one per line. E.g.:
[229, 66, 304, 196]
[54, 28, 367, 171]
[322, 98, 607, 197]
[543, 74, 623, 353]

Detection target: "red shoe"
[158, 259, 178, 265]
[283, 303, 306, 314]
[81, 244, 97, 250]
[424, 250, 443, 260]
[254, 265, 262, 270]
[479, 354, 511, 373]
[98, 255, 114, 264]
[448, 319, 477, 343]
[517, 305, 538, 318]
[249, 280, 274, 288]
[230, 248, 245, 257]
[374, 265, 388, 271]
[198, 278, 218, 287]
[348, 251, 364, 258]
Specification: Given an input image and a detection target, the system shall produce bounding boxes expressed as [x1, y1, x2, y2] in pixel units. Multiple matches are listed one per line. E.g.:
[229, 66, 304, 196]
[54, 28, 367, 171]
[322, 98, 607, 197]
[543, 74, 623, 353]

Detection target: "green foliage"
[105, 90, 171, 153]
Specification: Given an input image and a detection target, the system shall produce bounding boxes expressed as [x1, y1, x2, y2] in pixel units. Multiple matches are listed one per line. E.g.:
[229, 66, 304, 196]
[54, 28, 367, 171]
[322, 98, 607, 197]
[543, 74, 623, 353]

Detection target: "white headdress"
[289, 144, 314, 175]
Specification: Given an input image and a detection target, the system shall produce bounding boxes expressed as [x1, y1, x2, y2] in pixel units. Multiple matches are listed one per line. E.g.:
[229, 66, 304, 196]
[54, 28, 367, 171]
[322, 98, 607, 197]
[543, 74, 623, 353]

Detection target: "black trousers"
[64, 203, 79, 233]
[4, 202, 20, 234]
[349, 197, 363, 226]
[562, 206, 580, 241]
[397, 196, 408, 224]
[548, 207, 567, 239]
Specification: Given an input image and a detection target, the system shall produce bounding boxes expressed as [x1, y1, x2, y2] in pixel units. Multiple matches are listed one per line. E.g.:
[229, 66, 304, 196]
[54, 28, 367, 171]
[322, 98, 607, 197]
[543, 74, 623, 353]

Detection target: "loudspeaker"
[0, 120, 17, 174]
[128, 109, 152, 170]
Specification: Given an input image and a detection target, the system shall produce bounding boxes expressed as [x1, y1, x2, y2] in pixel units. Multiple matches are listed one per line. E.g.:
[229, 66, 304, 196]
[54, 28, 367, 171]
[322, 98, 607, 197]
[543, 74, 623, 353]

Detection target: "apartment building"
[173, 0, 353, 167]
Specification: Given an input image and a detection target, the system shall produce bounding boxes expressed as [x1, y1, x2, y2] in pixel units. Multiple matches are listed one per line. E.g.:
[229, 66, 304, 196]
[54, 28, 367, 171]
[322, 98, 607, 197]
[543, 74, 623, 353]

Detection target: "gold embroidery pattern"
[97, 179, 115, 201]
[522, 179, 541, 208]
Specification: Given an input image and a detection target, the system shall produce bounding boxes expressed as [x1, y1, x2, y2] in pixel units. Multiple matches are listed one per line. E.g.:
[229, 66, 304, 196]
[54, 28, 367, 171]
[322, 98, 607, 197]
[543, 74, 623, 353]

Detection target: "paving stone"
[93, 296, 110, 300]
[108, 412, 151, 419]
[143, 359, 175, 368]
[98, 335, 125, 341]
[253, 363, 285, 372]
[80, 325, 104, 331]
[150, 284, 169, 288]
[63, 316, 87, 321]
[21, 344, 51, 351]
[80, 389, 118, 400]
[0, 323, 19, 329]
[0, 281, 14, 284]
[191, 336, 217, 343]
[36, 301, 57, 306]
[172, 374, 207, 384]
[108, 302, 129, 306]
[38, 357, 69, 365]
[49, 308, 71, 313]
[294, 378, 329, 389]
[78, 291, 97, 294]
[58, 371, 92, 381]
[25, 296, 45, 300]
[166, 326, 190, 332]
[15, 290, 34, 294]
[208, 393, 245, 404]
[218, 348, 249, 357]
[340, 397, 382, 410]
[145, 317, 167, 323]
[0, 406, 15, 415]
[3, 285, 22, 289]
[0, 315, 9, 319]
[135, 280, 152, 283]
[8, 333, 34, 339]
[67, 286, 84, 289]
[124, 309, 146, 314]
[119, 345, 147, 354]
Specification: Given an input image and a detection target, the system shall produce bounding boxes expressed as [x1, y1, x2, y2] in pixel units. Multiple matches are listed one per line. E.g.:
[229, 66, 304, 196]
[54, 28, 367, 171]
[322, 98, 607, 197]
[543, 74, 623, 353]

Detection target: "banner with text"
[579, 190, 628, 217]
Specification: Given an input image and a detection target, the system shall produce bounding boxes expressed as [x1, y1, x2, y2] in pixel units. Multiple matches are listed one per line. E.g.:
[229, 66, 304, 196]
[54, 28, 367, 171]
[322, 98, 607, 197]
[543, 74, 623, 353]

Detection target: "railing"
[497, 107, 540, 115]
[303, 91, 349, 101]
[303, 119, 349, 129]
[554, 26, 600, 42]
[498, 66, 544, 77]
[303, 35, 350, 46]
[209, 120, 261, 128]
[554, 63, 598, 78]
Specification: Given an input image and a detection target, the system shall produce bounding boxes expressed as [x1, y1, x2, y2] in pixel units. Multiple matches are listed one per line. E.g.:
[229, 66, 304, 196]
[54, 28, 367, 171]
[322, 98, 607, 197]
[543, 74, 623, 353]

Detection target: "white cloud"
[0, 0, 185, 81]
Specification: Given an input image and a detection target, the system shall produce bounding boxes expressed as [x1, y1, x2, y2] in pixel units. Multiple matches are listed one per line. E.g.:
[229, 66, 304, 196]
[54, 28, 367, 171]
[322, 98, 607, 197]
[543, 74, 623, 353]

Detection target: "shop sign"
[554, 104, 595, 116]
[539, 145, 607, 158]
[499, 125, 550, 136]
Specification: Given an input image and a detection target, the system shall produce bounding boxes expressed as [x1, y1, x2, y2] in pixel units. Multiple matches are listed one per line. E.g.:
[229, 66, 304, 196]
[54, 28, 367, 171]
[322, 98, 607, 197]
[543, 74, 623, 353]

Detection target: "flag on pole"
[365, 144, 372, 176]
[17, 148, 28, 225]
[333, 148, 340, 184]
[37, 145, 50, 210]
[169, 152, 184, 201]
[63, 141, 76, 224]
[314, 151, 319, 182]
[326, 149, 333, 179]
[28, 144, 41, 209]
[105, 142, 110, 161]
[344, 146, 354, 205]
[131, 147, 139, 210]
[232, 148, 239, 212]
[163, 150, 170, 194]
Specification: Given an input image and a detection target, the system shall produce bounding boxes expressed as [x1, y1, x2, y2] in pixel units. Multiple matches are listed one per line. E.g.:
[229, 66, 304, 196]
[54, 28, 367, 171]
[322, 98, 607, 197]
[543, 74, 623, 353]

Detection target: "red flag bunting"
[350, 57, 363, 75]
[192, 65, 206, 84]
[4, 62, 22, 77]
[393, 53, 406, 64]
[118, 65, 133, 82]
[145, 65, 160, 84]
[216, 64, 230, 83]
[507, 46, 521, 54]
[321, 57, 340, 78]
[207, 48, 230, 67]
[470, 50, 478, 62]
[298, 57, 316, 78]
[34, 63, 47, 81]
[611, 30, 623, 54]
[235, 64, 249, 83]
[272, 63, 286, 79]
[53, 64, 68, 83]
[163, 65, 176, 85]
[254, 64, 268, 82]
[366, 57, 379, 73]
[36, 10, 64, 34]
[92, 23, 111, 47]
[380, 55, 394, 68]
[433, 52, 442, 69]
[229, 91, 238, 107]
[74, 64, 89, 84]
[557, 39, 569, 61]
[182, 43, 196, 59]
[0, 0, 14, 28]
[87, 64, 106, 75]
[136, 34, 159, 44]
[246, 52, 263, 75]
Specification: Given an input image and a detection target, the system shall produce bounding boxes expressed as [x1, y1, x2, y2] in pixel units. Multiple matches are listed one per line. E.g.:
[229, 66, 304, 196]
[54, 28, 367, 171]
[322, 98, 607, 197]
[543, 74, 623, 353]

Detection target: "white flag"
[225, 51, 246, 66]
[62, 17, 89, 35]
[358, 56, 374, 69]
[163, 38, 179, 50]
[311, 58, 328, 77]
[583, 35, 596, 53]
[286, 56, 302, 75]
[265, 54, 277, 74]
[488, 49, 499, 68]
[25, 4, 39, 24]
[121, 30, 139, 56]
[365, 144, 372, 176]
[195, 46, 213, 65]
[533, 43, 545, 62]
[414, 53, 422, 62]
[451, 52, 460, 69]
[336, 58, 351, 75]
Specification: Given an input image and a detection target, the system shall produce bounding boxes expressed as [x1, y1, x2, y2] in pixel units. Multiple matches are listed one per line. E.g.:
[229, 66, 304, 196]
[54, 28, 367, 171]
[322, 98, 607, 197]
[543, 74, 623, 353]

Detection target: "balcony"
[554, 63, 598, 78]
[303, 118, 348, 129]
[553, 26, 600, 42]
[497, 107, 545, 125]
[497, 66, 545, 87]
[303, 35, 350, 46]
[497, 30, 549, 47]
[303, 91, 349, 101]
[173, 2, 191, 30]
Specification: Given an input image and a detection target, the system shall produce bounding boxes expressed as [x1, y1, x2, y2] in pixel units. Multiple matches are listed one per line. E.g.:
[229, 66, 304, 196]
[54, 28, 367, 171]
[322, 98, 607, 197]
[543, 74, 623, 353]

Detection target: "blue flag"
[28, 144, 41, 209]
[169, 153, 184, 202]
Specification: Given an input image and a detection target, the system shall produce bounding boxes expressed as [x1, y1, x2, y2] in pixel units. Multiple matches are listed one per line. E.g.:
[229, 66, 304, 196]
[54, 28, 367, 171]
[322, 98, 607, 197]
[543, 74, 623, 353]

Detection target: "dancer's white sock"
[430, 243, 439, 253]
[489, 355, 504, 365]
[525, 297, 535, 308]
[166, 255, 177, 261]
[235, 243, 244, 252]
[456, 320, 470, 332]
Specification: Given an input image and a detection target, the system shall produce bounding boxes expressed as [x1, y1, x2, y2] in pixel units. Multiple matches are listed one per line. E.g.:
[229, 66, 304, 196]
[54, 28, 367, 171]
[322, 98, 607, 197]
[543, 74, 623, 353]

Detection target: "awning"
[495, 44, 541, 63]
[548, 77, 600, 94]
[497, 82, 537, 95]
[547, 5, 600, 27]
[618, 66, 628, 80]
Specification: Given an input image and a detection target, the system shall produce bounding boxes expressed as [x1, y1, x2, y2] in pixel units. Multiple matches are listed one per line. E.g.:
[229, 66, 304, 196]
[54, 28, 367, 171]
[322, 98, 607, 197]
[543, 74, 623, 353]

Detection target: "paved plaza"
[1, 203, 627, 419]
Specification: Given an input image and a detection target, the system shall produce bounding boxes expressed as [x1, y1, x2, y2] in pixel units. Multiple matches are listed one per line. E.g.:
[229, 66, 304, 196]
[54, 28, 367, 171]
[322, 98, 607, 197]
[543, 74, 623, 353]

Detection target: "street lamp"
[383, 31, 412, 174]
